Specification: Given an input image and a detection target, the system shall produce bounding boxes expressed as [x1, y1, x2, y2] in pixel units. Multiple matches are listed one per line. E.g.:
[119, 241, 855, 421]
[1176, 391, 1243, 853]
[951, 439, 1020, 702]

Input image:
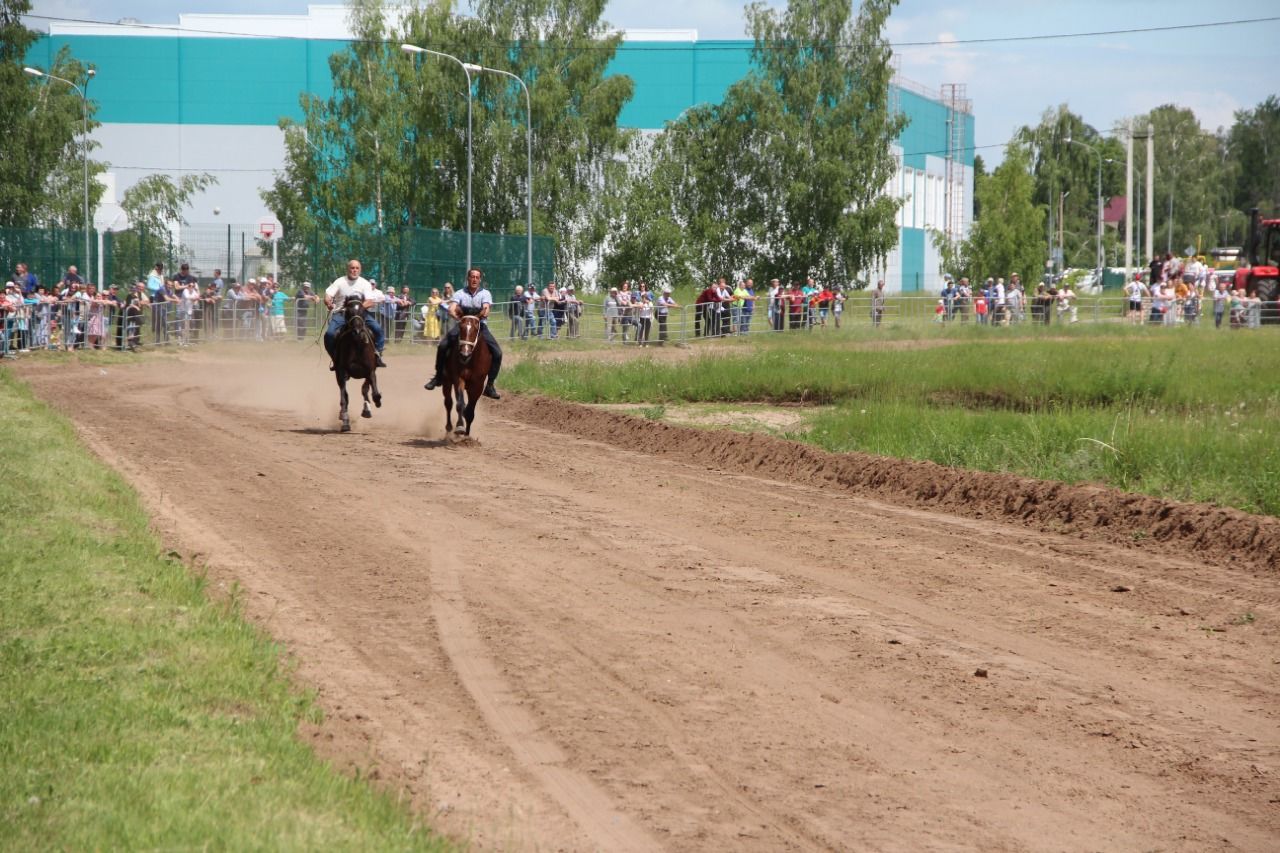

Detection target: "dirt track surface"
[18, 349, 1280, 852]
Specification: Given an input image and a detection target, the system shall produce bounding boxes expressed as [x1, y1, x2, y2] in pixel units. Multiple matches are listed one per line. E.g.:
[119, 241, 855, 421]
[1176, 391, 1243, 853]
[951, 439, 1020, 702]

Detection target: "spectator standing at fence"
[508, 285, 525, 339]
[767, 279, 782, 331]
[870, 280, 886, 328]
[832, 285, 846, 328]
[993, 277, 1008, 325]
[657, 286, 677, 342]
[1124, 276, 1147, 324]
[439, 283, 456, 340]
[423, 288, 442, 341]
[60, 265, 82, 293]
[616, 282, 634, 342]
[1212, 278, 1229, 328]
[1, 283, 18, 356]
[552, 282, 569, 340]
[293, 282, 317, 340]
[15, 263, 38, 295]
[636, 291, 654, 346]
[178, 278, 201, 345]
[1056, 284, 1078, 325]
[604, 286, 621, 341]
[564, 286, 581, 338]
[395, 286, 412, 343]
[265, 283, 286, 340]
[146, 263, 167, 342]
[956, 278, 972, 322]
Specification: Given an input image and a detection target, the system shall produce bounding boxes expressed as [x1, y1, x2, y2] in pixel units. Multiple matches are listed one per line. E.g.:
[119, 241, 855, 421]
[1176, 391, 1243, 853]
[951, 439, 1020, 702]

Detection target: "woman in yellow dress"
[423, 287, 442, 341]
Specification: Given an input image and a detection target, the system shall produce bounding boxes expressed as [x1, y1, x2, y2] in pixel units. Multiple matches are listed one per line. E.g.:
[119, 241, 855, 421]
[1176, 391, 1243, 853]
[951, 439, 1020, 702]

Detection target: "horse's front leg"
[360, 378, 372, 419]
[338, 377, 351, 432]
[463, 389, 478, 436]
[369, 370, 382, 408]
[442, 385, 453, 433]
[454, 385, 467, 434]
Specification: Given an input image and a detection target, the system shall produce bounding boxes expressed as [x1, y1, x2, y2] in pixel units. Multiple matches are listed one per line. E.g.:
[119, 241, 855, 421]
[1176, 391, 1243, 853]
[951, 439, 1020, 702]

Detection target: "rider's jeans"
[324, 313, 386, 355]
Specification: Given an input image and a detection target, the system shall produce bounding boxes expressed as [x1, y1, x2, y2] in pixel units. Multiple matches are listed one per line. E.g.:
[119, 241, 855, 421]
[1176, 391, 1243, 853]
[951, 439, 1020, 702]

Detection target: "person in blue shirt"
[423, 267, 502, 399]
[15, 263, 39, 295]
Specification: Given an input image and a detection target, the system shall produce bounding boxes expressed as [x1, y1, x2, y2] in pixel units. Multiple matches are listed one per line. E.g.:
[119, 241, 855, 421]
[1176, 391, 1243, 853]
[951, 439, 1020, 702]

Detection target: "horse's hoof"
[373, 395, 382, 409]
[361, 408, 372, 419]
[340, 422, 351, 433]
[454, 425, 465, 435]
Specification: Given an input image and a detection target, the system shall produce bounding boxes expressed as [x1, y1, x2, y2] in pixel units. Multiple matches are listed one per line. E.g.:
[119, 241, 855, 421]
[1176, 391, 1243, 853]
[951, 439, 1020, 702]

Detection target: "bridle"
[457, 314, 480, 361]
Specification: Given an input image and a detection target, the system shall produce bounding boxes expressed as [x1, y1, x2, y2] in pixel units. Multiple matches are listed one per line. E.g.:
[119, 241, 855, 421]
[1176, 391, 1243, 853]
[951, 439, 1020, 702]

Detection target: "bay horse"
[442, 314, 491, 436]
[333, 295, 382, 432]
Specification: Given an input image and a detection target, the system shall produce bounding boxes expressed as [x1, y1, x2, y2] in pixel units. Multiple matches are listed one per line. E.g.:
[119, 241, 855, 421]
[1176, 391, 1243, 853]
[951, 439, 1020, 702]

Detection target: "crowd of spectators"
[0, 260, 428, 356]
[1121, 253, 1267, 329]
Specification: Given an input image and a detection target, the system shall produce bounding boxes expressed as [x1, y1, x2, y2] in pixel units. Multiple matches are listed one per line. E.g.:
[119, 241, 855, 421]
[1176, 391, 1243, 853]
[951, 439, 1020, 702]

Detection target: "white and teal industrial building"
[30, 5, 974, 292]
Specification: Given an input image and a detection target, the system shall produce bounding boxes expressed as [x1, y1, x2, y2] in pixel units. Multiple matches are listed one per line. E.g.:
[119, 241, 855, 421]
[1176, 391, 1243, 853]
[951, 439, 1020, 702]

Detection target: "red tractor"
[1243, 208, 1280, 322]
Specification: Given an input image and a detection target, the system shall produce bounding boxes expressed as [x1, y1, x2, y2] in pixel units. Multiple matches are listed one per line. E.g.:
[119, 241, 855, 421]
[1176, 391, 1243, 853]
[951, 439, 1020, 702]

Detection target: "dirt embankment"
[503, 394, 1280, 573]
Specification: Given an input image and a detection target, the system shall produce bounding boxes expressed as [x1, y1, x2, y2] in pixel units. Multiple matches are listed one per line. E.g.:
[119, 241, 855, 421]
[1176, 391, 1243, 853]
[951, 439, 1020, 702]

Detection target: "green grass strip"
[506, 327, 1280, 515]
[0, 369, 451, 851]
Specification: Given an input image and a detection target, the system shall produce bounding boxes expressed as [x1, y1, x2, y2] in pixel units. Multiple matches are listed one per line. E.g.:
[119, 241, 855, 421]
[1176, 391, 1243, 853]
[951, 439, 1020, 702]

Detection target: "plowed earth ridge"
[17, 350, 1279, 852]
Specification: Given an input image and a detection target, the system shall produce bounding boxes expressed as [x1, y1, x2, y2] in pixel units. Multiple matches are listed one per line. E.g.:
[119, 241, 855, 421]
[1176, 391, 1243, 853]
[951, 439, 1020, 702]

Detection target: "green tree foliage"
[952, 146, 1045, 284]
[0, 0, 105, 228]
[605, 0, 904, 286]
[1015, 105, 1124, 269]
[264, 0, 634, 287]
[1228, 96, 1280, 219]
[111, 173, 217, 280]
[1137, 105, 1230, 257]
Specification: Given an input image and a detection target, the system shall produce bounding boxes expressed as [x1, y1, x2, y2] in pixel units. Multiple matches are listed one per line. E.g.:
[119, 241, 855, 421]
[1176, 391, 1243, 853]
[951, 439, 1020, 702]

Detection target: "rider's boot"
[423, 348, 445, 390]
[483, 381, 501, 400]
[375, 352, 387, 368]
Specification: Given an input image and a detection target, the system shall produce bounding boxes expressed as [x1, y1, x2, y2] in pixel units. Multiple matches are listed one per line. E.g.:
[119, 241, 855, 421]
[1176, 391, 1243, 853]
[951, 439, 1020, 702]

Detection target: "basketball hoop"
[256, 217, 284, 242]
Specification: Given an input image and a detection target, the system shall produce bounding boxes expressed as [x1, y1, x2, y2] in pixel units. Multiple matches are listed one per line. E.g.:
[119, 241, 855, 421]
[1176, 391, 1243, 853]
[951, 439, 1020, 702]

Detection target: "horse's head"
[457, 315, 480, 362]
[342, 294, 364, 320]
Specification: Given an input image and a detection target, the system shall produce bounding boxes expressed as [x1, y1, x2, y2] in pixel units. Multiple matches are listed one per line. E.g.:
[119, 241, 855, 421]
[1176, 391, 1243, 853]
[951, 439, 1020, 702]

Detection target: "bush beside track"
[0, 369, 450, 850]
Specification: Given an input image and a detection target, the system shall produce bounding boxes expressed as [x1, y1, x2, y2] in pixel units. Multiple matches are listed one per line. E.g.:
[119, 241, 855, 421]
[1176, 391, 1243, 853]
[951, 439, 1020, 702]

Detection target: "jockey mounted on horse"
[323, 259, 387, 369]
[424, 267, 503, 399]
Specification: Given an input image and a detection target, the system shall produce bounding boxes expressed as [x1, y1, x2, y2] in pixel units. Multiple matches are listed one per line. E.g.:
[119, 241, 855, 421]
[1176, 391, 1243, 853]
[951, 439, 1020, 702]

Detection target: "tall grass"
[506, 327, 1280, 515]
[0, 370, 451, 850]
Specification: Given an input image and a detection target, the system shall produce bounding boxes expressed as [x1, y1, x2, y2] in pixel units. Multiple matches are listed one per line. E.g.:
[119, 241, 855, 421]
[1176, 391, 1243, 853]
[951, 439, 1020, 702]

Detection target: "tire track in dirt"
[15, 350, 1280, 852]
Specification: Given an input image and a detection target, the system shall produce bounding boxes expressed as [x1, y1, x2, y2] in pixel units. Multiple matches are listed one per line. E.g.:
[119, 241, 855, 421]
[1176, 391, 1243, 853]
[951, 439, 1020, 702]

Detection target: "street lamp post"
[1066, 136, 1104, 282]
[25, 66, 94, 281]
[400, 43, 474, 270]
[467, 63, 534, 290]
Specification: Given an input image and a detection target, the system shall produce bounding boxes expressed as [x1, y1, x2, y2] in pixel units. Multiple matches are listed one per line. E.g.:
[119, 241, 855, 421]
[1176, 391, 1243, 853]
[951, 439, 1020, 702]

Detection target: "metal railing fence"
[5, 293, 1276, 360]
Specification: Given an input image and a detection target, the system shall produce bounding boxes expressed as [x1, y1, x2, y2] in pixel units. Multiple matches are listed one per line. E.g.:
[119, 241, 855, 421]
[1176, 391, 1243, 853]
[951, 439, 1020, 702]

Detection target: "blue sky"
[28, 0, 1280, 160]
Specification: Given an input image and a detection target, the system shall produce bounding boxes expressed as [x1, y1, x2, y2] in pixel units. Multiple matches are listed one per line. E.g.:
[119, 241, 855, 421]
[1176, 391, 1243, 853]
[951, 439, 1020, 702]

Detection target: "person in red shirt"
[694, 281, 720, 338]
[816, 285, 834, 326]
[787, 282, 806, 330]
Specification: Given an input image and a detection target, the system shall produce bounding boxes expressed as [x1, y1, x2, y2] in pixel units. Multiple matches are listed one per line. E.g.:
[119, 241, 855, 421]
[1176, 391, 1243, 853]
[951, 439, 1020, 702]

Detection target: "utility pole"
[1145, 123, 1155, 263]
[1125, 123, 1133, 274]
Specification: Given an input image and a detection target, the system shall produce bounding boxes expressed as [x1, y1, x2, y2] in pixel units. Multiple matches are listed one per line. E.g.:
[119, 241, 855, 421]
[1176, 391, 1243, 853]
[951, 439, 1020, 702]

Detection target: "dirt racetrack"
[19, 347, 1280, 852]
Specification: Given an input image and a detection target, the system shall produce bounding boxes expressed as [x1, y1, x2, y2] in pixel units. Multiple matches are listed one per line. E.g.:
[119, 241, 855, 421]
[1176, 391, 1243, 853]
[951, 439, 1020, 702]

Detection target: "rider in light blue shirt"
[423, 267, 503, 399]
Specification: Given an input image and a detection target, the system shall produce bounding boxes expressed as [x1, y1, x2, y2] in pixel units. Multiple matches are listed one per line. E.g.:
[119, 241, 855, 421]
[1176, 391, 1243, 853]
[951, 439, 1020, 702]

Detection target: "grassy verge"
[506, 326, 1280, 515]
[0, 369, 450, 850]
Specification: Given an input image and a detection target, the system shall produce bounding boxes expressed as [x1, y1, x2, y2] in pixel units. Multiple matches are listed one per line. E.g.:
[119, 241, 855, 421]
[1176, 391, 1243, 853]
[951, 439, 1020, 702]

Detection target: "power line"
[22, 13, 1280, 50]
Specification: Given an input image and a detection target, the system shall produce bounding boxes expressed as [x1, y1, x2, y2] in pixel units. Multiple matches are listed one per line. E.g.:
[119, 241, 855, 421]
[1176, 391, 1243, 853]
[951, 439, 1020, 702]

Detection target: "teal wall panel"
[900, 227, 925, 292]
[27, 35, 346, 125]
[31, 34, 971, 154]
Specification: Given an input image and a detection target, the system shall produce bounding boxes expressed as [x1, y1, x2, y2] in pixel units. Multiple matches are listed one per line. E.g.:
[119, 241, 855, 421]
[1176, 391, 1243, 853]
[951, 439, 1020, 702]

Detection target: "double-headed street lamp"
[1065, 135, 1105, 281]
[400, 43, 474, 269]
[25, 65, 94, 280]
[466, 63, 534, 291]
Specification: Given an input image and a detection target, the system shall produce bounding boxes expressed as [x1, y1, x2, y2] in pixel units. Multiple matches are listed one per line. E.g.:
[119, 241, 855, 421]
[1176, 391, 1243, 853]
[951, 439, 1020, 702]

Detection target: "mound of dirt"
[501, 394, 1280, 573]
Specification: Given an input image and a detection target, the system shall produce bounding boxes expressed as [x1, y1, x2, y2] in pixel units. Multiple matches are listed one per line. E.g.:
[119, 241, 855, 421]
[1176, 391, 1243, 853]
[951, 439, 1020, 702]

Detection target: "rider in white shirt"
[323, 259, 386, 368]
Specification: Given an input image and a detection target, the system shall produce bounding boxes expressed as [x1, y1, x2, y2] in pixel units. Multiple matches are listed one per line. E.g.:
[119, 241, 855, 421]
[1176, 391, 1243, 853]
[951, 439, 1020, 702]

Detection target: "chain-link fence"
[2, 224, 554, 304]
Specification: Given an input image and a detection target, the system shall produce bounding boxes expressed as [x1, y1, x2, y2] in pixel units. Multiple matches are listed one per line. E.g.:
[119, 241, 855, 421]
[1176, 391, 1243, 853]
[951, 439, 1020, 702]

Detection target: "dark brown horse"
[441, 314, 491, 436]
[334, 295, 382, 432]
